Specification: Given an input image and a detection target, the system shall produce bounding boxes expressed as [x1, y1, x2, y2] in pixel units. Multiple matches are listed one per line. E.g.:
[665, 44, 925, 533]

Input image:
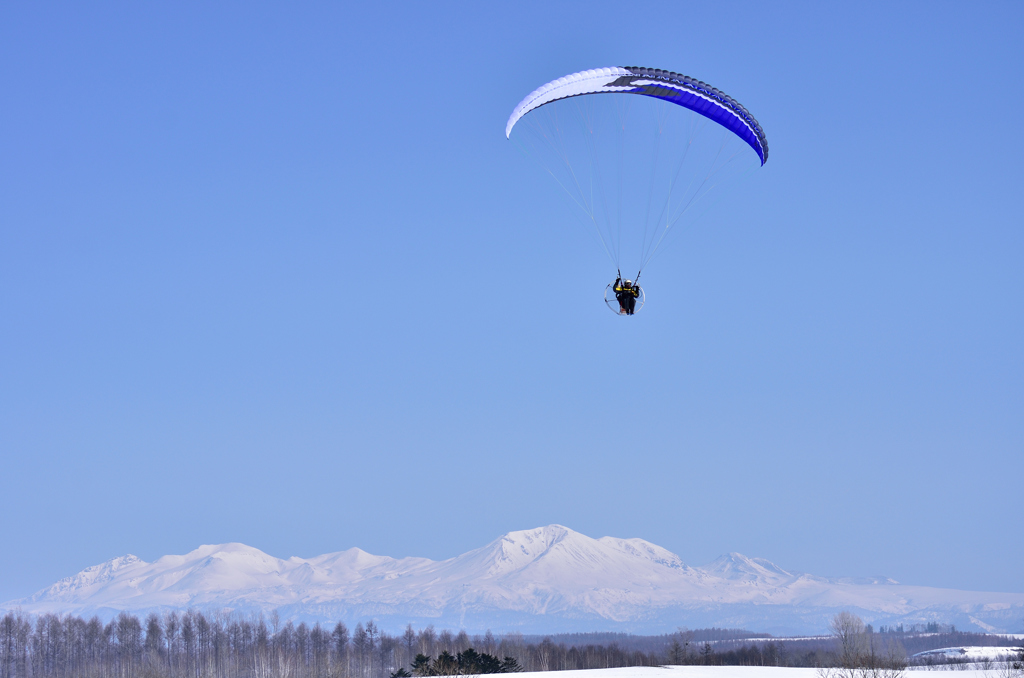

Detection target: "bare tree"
[819, 612, 906, 678]
[830, 611, 866, 672]
[482, 631, 496, 657]
[417, 627, 436, 658]
[333, 622, 349, 678]
[998, 646, 1024, 678]
[353, 623, 368, 678]
[437, 631, 454, 656]
[403, 625, 416, 661]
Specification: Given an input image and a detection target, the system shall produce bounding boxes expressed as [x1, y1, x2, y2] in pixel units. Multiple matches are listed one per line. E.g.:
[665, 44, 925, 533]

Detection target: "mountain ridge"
[5, 524, 1022, 635]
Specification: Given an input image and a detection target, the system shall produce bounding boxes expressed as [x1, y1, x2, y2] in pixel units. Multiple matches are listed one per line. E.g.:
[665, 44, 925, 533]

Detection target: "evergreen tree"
[500, 656, 523, 673]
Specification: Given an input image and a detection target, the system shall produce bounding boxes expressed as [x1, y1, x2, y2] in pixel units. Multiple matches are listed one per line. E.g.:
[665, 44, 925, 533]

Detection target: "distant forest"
[1, 609, 1020, 678]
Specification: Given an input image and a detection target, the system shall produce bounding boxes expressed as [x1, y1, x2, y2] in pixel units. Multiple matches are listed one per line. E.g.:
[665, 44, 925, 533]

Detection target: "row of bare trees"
[5, 608, 1016, 678]
[0, 610, 663, 678]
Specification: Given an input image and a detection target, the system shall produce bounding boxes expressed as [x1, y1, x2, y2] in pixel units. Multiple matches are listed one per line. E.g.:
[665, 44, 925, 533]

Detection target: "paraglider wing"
[505, 67, 769, 165]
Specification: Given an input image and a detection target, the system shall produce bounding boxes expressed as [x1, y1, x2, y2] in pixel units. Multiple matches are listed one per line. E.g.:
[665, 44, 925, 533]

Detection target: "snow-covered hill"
[4, 525, 1022, 634]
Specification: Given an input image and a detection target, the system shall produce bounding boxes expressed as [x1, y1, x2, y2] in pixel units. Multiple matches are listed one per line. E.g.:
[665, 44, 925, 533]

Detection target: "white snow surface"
[493, 668, 1005, 678]
[518, 668, 818, 678]
[4, 525, 1023, 634]
[912, 646, 1024, 661]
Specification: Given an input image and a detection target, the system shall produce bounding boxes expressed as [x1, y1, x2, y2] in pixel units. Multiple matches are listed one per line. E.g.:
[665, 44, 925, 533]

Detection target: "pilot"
[613, 277, 640, 315]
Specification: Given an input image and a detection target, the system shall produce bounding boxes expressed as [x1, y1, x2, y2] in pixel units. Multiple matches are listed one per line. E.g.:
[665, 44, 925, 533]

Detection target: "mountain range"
[5, 525, 1022, 635]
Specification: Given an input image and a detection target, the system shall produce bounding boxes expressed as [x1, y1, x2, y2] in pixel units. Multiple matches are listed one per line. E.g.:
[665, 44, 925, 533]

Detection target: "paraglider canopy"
[506, 67, 768, 165]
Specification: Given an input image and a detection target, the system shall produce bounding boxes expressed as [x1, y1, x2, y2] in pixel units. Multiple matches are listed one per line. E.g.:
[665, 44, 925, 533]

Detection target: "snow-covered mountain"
[4, 525, 1022, 635]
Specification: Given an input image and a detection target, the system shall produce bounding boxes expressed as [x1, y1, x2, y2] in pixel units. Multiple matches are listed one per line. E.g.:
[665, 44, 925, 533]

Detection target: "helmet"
[624, 280, 633, 287]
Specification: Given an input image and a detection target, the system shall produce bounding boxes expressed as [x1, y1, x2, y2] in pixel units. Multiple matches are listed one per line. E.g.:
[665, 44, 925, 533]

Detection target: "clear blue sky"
[2, 1, 1022, 607]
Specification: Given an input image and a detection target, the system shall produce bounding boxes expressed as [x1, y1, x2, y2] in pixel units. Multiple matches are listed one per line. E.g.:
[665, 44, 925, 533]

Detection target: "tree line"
[0, 610, 664, 678]
[3, 608, 1020, 678]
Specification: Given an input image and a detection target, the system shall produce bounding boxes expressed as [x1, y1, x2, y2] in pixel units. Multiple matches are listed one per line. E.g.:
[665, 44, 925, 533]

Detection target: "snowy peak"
[700, 552, 794, 584]
[34, 554, 147, 601]
[486, 525, 576, 573]
[309, 547, 404, 573]
[153, 543, 291, 592]
[599, 537, 688, 571]
[463, 525, 690, 584]
[453, 525, 608, 578]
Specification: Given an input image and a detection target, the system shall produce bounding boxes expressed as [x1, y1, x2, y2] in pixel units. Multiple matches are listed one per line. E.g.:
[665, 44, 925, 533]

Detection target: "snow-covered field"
[912, 646, 1023, 662]
[512, 667, 1008, 678]
[518, 669, 818, 678]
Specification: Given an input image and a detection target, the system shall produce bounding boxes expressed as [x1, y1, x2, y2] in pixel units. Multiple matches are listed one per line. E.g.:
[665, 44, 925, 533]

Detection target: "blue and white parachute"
[506, 67, 768, 165]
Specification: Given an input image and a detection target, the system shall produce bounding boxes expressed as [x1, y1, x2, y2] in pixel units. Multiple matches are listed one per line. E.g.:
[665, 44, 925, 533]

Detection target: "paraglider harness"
[613, 270, 641, 315]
